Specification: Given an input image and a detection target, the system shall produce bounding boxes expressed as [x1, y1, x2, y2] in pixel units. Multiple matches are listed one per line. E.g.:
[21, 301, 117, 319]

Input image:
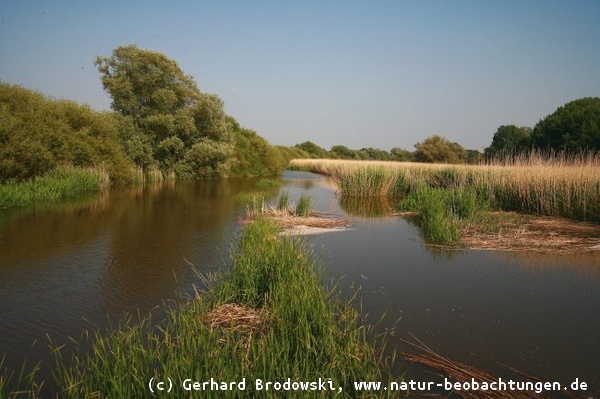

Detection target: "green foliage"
[356, 147, 390, 161]
[399, 188, 461, 244]
[95, 45, 201, 120]
[465, 149, 483, 164]
[413, 135, 467, 164]
[484, 125, 532, 158]
[295, 193, 313, 216]
[0, 166, 108, 209]
[399, 187, 486, 244]
[531, 97, 600, 151]
[229, 117, 285, 176]
[277, 191, 290, 211]
[330, 145, 359, 160]
[95, 45, 235, 178]
[293, 141, 329, 158]
[0, 82, 134, 184]
[390, 147, 414, 162]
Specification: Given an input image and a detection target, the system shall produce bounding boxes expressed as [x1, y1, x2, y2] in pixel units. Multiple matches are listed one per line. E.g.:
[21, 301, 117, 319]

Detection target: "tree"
[484, 125, 532, 158]
[357, 147, 390, 160]
[293, 141, 329, 158]
[390, 147, 414, 162]
[530, 97, 600, 152]
[330, 145, 358, 159]
[413, 135, 467, 164]
[95, 45, 234, 177]
[466, 149, 483, 164]
[95, 45, 201, 121]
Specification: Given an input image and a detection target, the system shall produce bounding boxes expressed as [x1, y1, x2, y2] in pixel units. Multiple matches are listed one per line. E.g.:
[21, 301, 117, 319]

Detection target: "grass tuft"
[0, 166, 109, 210]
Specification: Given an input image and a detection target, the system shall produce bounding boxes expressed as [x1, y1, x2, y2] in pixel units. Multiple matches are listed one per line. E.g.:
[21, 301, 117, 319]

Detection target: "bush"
[0, 82, 134, 184]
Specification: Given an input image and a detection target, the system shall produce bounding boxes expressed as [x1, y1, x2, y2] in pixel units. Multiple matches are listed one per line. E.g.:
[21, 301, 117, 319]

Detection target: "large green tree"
[484, 125, 532, 157]
[95, 45, 233, 177]
[413, 135, 467, 164]
[530, 97, 600, 152]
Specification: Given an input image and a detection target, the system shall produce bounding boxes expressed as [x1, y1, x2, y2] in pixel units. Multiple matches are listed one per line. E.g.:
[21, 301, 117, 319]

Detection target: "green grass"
[277, 191, 290, 211]
[0, 166, 109, 210]
[295, 193, 313, 216]
[0, 217, 394, 398]
[399, 187, 488, 245]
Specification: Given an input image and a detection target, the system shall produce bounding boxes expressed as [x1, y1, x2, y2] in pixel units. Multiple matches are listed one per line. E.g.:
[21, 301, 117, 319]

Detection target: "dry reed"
[401, 335, 585, 399]
[290, 154, 600, 223]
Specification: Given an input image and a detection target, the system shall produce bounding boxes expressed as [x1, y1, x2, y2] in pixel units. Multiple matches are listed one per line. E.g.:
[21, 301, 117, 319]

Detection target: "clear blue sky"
[1, 1, 599, 151]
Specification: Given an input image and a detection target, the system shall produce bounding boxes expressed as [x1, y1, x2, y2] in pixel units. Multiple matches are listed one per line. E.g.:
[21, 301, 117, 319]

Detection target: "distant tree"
[465, 149, 483, 164]
[390, 147, 414, 162]
[484, 125, 532, 158]
[293, 141, 329, 158]
[530, 97, 600, 152]
[95, 45, 234, 177]
[357, 147, 390, 160]
[413, 135, 467, 164]
[330, 145, 358, 159]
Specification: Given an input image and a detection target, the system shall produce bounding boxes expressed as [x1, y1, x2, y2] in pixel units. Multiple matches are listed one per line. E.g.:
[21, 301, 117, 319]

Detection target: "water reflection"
[0, 178, 271, 390]
[1, 171, 598, 396]
[339, 195, 398, 218]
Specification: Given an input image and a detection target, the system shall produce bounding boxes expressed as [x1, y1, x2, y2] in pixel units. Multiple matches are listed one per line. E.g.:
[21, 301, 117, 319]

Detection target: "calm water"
[1, 171, 599, 396]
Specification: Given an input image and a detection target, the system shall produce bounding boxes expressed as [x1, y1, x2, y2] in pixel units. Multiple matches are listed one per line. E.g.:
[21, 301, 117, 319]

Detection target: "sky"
[1, 1, 599, 151]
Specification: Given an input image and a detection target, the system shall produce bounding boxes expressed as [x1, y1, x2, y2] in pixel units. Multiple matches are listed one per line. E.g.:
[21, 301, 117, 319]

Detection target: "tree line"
[295, 97, 600, 164]
[294, 136, 482, 164]
[2, 44, 599, 185]
[1, 45, 305, 184]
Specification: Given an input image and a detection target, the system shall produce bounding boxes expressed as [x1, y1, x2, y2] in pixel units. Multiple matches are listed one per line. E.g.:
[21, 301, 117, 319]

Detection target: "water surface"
[1, 171, 599, 396]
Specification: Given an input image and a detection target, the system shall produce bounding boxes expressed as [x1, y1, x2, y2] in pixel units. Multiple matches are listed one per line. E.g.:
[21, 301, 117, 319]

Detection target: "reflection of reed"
[0, 193, 112, 266]
[339, 195, 396, 218]
[498, 250, 600, 277]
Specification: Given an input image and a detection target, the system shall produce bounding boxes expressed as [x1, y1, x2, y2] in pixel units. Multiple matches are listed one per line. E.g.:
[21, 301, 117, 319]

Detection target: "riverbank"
[290, 158, 600, 252]
[0, 166, 110, 209]
[0, 217, 393, 398]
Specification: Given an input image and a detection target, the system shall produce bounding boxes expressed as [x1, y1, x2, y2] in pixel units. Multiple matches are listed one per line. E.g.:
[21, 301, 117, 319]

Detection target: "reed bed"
[290, 155, 600, 223]
[0, 166, 110, 209]
[27, 218, 391, 398]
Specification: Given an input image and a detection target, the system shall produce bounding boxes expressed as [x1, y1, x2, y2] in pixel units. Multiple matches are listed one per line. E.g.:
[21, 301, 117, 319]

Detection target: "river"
[1, 171, 599, 396]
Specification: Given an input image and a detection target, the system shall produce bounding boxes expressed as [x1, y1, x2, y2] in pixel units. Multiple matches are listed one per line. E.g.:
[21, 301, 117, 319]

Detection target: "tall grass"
[295, 193, 313, 216]
[291, 154, 600, 222]
[0, 166, 110, 209]
[43, 218, 393, 398]
[398, 187, 487, 244]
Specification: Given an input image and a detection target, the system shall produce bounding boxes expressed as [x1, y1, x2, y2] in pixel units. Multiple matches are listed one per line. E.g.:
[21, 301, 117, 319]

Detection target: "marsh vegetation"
[290, 154, 600, 249]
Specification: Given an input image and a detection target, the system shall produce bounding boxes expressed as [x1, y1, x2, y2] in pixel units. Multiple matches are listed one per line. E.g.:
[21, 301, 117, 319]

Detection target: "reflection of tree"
[339, 195, 396, 218]
[0, 179, 264, 312]
[0, 193, 111, 267]
[104, 179, 259, 310]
